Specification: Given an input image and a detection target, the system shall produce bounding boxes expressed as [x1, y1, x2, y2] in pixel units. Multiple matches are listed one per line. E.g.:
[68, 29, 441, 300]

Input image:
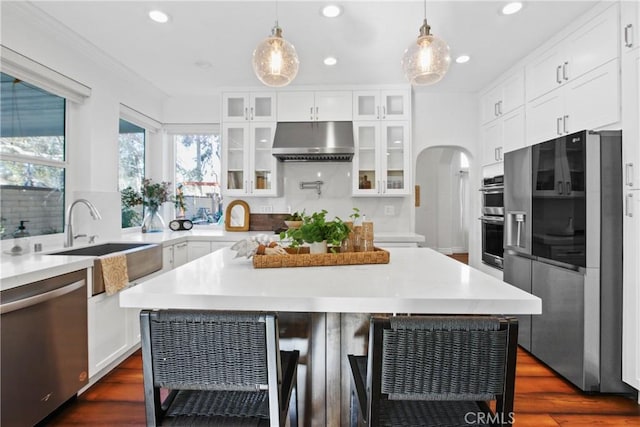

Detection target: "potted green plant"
[284, 210, 304, 229]
[280, 210, 350, 254]
[121, 178, 172, 233]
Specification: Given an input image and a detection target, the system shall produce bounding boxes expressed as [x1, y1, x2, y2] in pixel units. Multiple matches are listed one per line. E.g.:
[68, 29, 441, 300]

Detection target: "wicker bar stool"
[140, 310, 299, 427]
[348, 315, 518, 427]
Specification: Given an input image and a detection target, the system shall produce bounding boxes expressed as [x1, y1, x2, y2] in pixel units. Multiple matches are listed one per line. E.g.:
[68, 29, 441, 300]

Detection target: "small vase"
[309, 240, 327, 254]
[141, 207, 165, 233]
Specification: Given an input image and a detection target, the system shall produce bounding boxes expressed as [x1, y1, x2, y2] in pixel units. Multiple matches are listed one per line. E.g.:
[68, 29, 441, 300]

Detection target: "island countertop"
[119, 247, 541, 315]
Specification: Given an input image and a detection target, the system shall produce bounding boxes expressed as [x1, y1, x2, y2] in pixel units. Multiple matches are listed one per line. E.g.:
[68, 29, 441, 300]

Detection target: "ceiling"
[24, 1, 599, 97]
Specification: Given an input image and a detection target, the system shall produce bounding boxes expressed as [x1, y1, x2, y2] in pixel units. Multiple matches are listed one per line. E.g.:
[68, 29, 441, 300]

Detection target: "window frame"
[118, 118, 147, 230]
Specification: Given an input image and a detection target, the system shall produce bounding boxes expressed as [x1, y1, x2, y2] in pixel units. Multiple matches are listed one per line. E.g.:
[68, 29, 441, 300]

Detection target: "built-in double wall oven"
[480, 175, 504, 269]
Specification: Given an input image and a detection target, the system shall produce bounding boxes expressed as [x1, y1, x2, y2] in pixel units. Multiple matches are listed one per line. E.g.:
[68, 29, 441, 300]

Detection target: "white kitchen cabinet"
[482, 120, 503, 166]
[481, 107, 525, 166]
[87, 291, 130, 378]
[277, 91, 352, 121]
[222, 92, 276, 122]
[353, 90, 410, 121]
[163, 241, 189, 271]
[352, 121, 411, 196]
[621, 0, 639, 54]
[526, 59, 619, 145]
[481, 70, 525, 124]
[526, 3, 618, 102]
[173, 242, 188, 267]
[621, 21, 640, 390]
[622, 49, 640, 190]
[187, 241, 212, 262]
[222, 122, 280, 197]
[622, 189, 640, 390]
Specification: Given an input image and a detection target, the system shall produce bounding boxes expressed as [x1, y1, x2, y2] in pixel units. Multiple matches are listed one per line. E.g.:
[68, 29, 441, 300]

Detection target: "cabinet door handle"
[499, 147, 503, 161]
[250, 107, 254, 120]
[494, 148, 499, 161]
[557, 181, 564, 195]
[494, 102, 499, 117]
[556, 65, 562, 84]
[557, 117, 563, 135]
[498, 101, 502, 115]
[310, 107, 314, 120]
[626, 193, 634, 217]
[250, 181, 254, 193]
[383, 180, 386, 193]
[315, 106, 319, 120]
[563, 115, 569, 134]
[566, 181, 572, 195]
[626, 162, 635, 187]
[382, 106, 386, 119]
[625, 24, 634, 48]
[562, 61, 569, 81]
[377, 106, 380, 119]
[245, 180, 248, 191]
[244, 107, 249, 120]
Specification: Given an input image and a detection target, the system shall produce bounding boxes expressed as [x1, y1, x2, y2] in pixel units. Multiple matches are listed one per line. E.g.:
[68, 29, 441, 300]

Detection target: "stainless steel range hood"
[272, 121, 354, 162]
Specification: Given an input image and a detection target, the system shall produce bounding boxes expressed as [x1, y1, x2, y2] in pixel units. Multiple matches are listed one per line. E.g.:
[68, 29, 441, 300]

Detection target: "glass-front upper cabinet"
[222, 123, 279, 197]
[250, 123, 277, 195]
[353, 90, 410, 121]
[222, 92, 276, 122]
[352, 121, 410, 196]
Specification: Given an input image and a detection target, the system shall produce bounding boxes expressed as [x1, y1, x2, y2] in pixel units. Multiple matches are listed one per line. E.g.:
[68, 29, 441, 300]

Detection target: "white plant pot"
[309, 240, 327, 254]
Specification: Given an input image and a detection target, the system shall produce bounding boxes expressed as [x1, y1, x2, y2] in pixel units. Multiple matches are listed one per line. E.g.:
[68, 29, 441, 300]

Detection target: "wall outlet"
[259, 205, 273, 213]
[384, 205, 395, 216]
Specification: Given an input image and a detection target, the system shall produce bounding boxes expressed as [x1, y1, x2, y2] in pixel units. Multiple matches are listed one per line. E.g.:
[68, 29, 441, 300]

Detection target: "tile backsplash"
[234, 163, 413, 233]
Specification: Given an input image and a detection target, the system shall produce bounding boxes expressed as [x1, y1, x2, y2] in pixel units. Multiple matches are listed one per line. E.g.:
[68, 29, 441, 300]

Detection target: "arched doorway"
[415, 146, 471, 255]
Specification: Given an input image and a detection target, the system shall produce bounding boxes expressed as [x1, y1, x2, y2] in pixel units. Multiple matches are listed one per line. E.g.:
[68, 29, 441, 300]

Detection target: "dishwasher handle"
[0, 280, 85, 315]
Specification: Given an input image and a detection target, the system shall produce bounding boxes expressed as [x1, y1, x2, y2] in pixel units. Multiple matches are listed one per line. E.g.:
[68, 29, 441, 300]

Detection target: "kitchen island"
[120, 247, 541, 426]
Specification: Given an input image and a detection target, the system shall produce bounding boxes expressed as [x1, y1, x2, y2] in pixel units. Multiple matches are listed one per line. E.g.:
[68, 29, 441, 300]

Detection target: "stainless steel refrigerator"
[503, 130, 632, 393]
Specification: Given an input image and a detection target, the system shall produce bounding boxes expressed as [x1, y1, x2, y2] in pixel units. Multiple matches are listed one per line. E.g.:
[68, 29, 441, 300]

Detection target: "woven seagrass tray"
[252, 247, 390, 269]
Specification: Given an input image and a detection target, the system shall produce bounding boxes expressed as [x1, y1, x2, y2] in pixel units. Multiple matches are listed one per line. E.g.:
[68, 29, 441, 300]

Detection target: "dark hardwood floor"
[44, 252, 639, 426]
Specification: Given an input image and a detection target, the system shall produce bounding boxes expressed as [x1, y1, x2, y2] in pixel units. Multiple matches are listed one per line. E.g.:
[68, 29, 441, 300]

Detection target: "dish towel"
[100, 253, 129, 296]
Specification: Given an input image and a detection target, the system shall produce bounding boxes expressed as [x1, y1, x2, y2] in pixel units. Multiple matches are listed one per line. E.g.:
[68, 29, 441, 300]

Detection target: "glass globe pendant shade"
[252, 25, 299, 87]
[402, 19, 451, 86]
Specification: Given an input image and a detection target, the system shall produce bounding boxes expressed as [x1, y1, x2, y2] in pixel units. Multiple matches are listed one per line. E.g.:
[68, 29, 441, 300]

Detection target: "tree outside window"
[119, 119, 145, 228]
[174, 134, 222, 224]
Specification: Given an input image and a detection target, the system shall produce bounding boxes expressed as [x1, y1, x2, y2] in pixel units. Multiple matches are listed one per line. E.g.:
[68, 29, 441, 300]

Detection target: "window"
[119, 119, 145, 228]
[174, 133, 222, 224]
[0, 72, 66, 239]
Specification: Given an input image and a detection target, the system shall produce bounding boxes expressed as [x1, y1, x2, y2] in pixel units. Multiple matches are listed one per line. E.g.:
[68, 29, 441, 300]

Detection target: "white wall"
[2, 3, 167, 249]
[412, 92, 481, 266]
[415, 147, 469, 254]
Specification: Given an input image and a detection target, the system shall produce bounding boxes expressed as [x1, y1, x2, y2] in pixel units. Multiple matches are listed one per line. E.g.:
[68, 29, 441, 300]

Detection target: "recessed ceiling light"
[322, 5, 342, 18]
[455, 55, 471, 64]
[324, 56, 337, 66]
[149, 10, 169, 23]
[502, 2, 523, 15]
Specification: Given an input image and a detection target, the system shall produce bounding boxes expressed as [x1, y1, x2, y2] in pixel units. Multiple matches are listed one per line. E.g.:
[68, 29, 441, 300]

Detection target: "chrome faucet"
[65, 199, 102, 247]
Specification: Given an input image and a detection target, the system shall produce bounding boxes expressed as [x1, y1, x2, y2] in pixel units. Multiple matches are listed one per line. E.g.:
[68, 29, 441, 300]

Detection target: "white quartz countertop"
[0, 227, 424, 291]
[119, 248, 541, 315]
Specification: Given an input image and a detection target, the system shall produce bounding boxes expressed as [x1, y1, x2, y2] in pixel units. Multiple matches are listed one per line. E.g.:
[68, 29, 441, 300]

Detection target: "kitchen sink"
[49, 243, 163, 295]
[50, 242, 153, 257]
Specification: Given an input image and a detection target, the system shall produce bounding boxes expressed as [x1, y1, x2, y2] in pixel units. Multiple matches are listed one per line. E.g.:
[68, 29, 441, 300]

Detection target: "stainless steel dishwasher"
[1, 269, 89, 426]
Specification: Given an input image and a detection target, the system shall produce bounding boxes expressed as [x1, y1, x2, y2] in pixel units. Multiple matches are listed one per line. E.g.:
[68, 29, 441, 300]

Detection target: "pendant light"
[401, 1, 451, 86]
[252, 1, 299, 87]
